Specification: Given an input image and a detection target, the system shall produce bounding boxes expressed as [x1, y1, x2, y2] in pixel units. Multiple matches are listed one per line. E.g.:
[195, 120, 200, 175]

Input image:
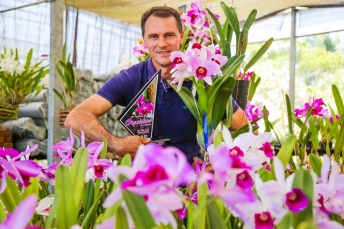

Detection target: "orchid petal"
[273, 157, 285, 187]
[103, 188, 122, 208]
[321, 155, 331, 184]
[13, 160, 42, 177]
[2, 195, 37, 229]
[81, 131, 85, 147]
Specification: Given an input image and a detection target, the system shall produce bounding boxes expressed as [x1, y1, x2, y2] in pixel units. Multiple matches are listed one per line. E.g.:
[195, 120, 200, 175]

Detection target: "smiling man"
[65, 6, 249, 164]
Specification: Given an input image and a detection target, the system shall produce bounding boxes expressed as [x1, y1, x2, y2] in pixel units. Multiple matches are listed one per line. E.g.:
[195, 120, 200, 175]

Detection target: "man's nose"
[157, 36, 168, 47]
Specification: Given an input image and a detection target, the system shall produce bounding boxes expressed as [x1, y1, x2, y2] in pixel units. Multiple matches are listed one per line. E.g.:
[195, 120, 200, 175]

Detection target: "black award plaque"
[117, 69, 170, 145]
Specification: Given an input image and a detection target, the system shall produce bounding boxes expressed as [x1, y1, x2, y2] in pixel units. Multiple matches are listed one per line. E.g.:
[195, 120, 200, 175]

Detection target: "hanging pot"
[59, 109, 72, 125]
[0, 103, 19, 121]
[232, 80, 251, 110]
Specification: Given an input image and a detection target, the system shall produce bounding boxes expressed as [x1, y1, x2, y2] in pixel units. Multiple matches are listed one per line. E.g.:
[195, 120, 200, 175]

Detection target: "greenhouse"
[0, 0, 344, 228]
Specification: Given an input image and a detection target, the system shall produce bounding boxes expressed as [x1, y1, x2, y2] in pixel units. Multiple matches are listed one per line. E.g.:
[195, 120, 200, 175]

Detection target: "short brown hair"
[141, 6, 183, 37]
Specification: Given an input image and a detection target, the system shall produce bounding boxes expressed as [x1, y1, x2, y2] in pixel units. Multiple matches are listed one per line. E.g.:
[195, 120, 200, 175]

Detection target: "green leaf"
[21, 177, 39, 200]
[171, 85, 202, 125]
[244, 38, 273, 72]
[231, 119, 260, 138]
[101, 138, 107, 159]
[207, 9, 225, 48]
[309, 154, 322, 178]
[197, 192, 207, 229]
[285, 94, 294, 134]
[248, 73, 260, 101]
[211, 56, 244, 102]
[276, 135, 297, 168]
[0, 175, 21, 213]
[238, 9, 257, 55]
[53, 89, 67, 108]
[55, 165, 78, 229]
[225, 95, 233, 128]
[206, 196, 227, 229]
[45, 194, 60, 229]
[196, 84, 208, 114]
[118, 154, 132, 166]
[292, 168, 313, 227]
[332, 84, 344, 116]
[82, 189, 105, 228]
[115, 205, 129, 229]
[212, 88, 233, 129]
[220, 3, 240, 43]
[220, 55, 237, 72]
[62, 42, 67, 63]
[263, 105, 270, 132]
[24, 49, 33, 70]
[259, 170, 273, 182]
[70, 147, 88, 209]
[222, 42, 231, 59]
[180, 28, 190, 52]
[334, 123, 344, 162]
[84, 180, 95, 220]
[0, 200, 6, 223]
[122, 189, 156, 229]
[277, 212, 291, 229]
[309, 116, 319, 152]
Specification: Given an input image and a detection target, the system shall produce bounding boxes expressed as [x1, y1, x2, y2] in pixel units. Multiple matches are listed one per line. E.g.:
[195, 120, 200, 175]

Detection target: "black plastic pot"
[232, 80, 251, 110]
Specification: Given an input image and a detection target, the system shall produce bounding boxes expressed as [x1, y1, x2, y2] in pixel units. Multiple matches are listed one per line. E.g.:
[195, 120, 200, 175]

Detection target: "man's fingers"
[142, 138, 151, 144]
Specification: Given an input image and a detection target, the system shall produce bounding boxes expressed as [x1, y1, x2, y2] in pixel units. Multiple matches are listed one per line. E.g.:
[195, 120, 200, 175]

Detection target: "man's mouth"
[157, 51, 170, 54]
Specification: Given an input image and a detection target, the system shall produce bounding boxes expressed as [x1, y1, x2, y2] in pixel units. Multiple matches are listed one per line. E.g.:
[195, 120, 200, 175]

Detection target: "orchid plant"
[0, 46, 48, 120]
[133, 38, 150, 62]
[168, 1, 273, 156]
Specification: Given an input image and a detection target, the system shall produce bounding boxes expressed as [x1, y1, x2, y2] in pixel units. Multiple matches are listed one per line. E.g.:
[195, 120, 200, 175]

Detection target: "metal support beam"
[47, 0, 64, 166]
[289, 7, 297, 111]
[0, 0, 54, 13]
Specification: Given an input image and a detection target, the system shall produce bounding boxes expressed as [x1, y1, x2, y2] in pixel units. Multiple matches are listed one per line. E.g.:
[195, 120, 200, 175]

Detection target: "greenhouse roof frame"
[64, 0, 344, 25]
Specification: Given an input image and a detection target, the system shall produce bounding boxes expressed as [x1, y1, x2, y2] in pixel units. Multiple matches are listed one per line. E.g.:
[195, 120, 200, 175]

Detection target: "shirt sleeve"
[232, 97, 240, 113]
[96, 70, 130, 107]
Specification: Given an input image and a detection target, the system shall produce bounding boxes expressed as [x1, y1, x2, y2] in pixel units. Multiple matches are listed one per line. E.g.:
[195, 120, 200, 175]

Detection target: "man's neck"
[160, 67, 172, 81]
[151, 60, 172, 81]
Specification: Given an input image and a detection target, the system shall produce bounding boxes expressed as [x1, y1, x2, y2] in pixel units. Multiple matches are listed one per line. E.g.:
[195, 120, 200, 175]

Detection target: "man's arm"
[230, 107, 258, 135]
[64, 94, 150, 158]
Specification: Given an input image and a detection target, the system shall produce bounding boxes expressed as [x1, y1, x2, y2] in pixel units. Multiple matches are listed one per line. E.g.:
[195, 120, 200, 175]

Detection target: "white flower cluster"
[0, 54, 25, 75]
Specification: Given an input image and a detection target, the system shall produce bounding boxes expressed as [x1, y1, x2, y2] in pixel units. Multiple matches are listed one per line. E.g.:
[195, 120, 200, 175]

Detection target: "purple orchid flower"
[194, 159, 213, 188]
[314, 154, 344, 217]
[254, 211, 274, 229]
[0, 145, 42, 193]
[285, 187, 309, 213]
[87, 142, 114, 180]
[0, 195, 38, 229]
[236, 170, 253, 189]
[295, 97, 327, 119]
[136, 103, 154, 115]
[187, 2, 206, 27]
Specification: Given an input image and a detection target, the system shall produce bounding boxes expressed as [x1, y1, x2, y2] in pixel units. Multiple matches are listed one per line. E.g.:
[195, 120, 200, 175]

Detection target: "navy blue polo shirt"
[97, 58, 239, 164]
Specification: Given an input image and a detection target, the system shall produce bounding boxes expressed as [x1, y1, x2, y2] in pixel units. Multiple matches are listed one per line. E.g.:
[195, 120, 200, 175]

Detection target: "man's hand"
[113, 136, 151, 158]
[192, 157, 213, 173]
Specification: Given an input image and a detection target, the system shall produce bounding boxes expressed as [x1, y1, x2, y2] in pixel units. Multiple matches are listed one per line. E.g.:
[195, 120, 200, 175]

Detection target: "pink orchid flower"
[0, 195, 38, 229]
[0, 145, 42, 193]
[187, 1, 206, 27]
[136, 103, 154, 115]
[314, 154, 344, 217]
[87, 142, 114, 180]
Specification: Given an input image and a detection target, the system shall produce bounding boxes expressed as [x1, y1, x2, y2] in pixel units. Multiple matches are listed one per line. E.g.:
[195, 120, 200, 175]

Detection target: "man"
[65, 6, 249, 164]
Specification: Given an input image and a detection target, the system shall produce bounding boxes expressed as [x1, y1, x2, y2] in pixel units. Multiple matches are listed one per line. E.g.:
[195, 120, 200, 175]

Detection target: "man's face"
[143, 15, 184, 69]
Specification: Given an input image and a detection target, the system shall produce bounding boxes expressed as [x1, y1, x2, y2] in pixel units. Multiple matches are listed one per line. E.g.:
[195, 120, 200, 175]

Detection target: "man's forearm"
[64, 109, 120, 154]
